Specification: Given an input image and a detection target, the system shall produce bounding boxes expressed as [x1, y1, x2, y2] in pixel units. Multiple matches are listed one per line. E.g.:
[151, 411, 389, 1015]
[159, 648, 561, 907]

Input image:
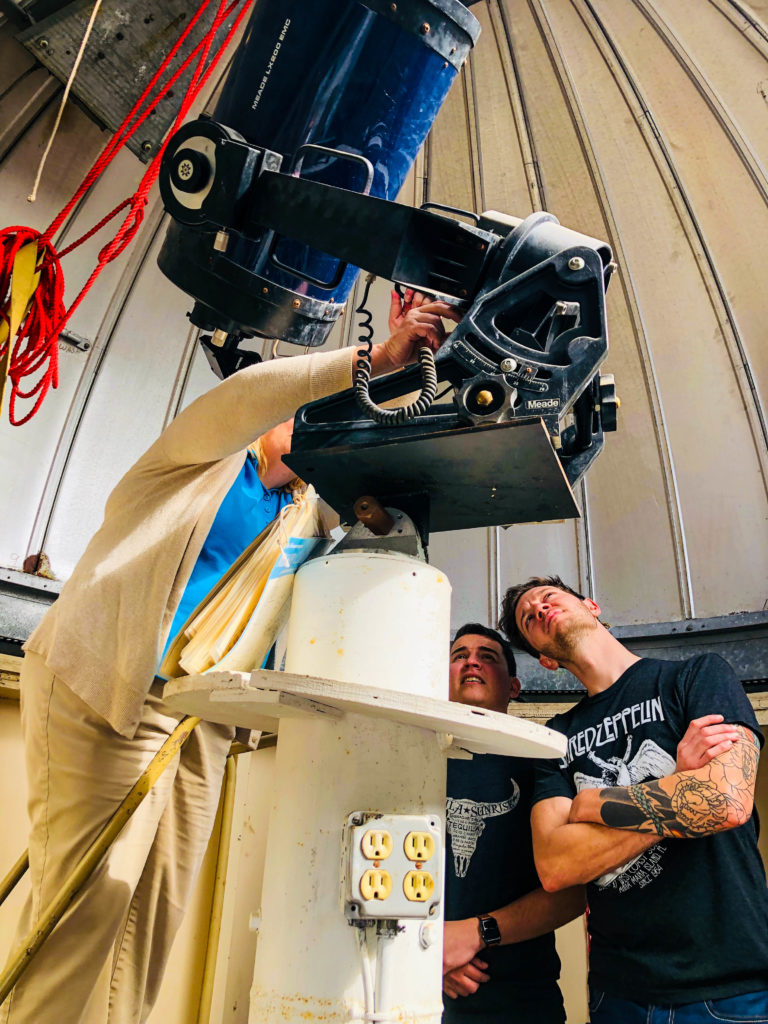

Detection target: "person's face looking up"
[514, 585, 600, 664]
[449, 634, 519, 714]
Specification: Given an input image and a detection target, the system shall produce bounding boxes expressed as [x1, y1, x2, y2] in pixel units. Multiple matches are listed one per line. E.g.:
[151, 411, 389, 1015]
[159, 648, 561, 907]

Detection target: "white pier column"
[249, 551, 451, 1024]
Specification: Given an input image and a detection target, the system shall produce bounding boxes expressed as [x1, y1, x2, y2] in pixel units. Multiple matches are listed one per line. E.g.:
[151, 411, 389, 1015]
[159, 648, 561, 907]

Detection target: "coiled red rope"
[0, 0, 252, 425]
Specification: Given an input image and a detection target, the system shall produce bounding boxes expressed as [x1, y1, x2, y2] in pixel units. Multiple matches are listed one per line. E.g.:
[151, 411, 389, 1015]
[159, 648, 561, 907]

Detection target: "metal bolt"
[210, 328, 228, 348]
[262, 287, 269, 294]
[450, 46, 457, 54]
[500, 357, 517, 372]
[141, 141, 153, 154]
[292, 298, 301, 308]
[390, 2, 396, 9]
[475, 390, 494, 407]
[39, 38, 49, 49]
[568, 256, 585, 271]
[213, 230, 229, 253]
[608, 261, 618, 273]
[420, 21, 430, 33]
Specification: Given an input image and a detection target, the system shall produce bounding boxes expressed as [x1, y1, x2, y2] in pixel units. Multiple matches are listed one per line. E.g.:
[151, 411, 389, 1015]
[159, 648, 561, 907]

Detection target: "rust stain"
[23, 551, 57, 580]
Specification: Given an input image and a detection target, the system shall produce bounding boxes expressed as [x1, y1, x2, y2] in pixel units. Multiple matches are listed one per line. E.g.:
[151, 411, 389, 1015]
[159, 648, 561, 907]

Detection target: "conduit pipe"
[197, 752, 239, 1024]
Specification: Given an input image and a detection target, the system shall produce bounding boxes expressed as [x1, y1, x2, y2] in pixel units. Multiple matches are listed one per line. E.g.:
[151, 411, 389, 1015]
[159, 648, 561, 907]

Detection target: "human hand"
[372, 288, 461, 374]
[676, 715, 740, 771]
[443, 958, 490, 999]
[387, 288, 449, 334]
[568, 788, 601, 824]
[443, 918, 484, 975]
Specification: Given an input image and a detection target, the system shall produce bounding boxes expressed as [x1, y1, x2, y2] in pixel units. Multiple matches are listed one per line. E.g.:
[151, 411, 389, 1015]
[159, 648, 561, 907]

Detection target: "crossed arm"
[532, 721, 758, 891]
[569, 725, 759, 838]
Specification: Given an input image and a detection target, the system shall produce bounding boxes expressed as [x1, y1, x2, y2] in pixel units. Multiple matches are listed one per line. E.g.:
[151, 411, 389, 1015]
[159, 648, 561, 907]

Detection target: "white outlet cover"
[342, 812, 443, 921]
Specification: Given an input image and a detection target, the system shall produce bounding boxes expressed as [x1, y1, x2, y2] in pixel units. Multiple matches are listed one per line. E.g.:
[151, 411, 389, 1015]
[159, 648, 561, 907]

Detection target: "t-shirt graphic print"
[533, 654, 768, 1005]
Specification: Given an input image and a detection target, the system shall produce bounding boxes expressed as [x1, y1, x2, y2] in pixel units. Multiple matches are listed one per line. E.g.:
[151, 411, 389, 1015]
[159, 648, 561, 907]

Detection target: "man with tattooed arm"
[499, 576, 768, 1024]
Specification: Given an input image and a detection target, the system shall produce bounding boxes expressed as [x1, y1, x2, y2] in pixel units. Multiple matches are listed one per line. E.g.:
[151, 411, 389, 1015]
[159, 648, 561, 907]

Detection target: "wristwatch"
[477, 914, 501, 947]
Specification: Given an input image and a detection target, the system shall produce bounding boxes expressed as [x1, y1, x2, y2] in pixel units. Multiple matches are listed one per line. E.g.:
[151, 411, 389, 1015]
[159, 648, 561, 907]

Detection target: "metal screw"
[262, 287, 269, 294]
[292, 299, 301, 308]
[500, 357, 517, 372]
[568, 256, 585, 271]
[39, 37, 49, 49]
[607, 260, 618, 273]
[450, 46, 457, 54]
[390, 2, 396, 9]
[141, 141, 153, 154]
[475, 390, 494, 407]
[420, 21, 430, 33]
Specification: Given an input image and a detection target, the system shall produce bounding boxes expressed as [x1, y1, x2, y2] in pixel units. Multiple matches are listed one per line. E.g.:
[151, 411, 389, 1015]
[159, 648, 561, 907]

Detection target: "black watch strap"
[478, 914, 501, 946]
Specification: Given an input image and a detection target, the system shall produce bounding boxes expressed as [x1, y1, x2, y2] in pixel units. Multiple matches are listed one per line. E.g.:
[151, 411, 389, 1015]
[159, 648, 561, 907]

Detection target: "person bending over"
[2, 291, 458, 1024]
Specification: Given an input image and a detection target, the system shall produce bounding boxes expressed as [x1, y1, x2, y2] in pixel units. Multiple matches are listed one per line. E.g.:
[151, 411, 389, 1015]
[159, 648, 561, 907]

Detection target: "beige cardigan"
[25, 346, 355, 738]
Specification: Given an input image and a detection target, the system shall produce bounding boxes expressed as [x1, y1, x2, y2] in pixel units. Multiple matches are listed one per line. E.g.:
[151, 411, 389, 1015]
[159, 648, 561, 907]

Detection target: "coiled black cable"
[353, 276, 438, 425]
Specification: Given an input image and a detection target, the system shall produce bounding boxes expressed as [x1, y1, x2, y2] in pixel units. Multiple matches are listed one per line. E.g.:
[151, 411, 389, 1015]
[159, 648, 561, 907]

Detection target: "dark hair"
[498, 576, 585, 657]
[451, 622, 517, 677]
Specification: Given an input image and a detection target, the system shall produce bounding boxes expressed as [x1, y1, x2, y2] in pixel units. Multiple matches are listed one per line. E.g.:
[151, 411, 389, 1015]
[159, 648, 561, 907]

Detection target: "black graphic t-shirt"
[444, 752, 563, 1023]
[533, 654, 768, 1005]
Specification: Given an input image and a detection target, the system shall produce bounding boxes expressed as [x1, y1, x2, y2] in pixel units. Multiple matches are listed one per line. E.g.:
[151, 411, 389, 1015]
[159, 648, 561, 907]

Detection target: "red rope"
[0, 0, 253, 425]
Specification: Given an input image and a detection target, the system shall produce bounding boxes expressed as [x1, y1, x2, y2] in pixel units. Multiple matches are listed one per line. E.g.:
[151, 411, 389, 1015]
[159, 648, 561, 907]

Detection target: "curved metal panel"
[2, 2, 768, 632]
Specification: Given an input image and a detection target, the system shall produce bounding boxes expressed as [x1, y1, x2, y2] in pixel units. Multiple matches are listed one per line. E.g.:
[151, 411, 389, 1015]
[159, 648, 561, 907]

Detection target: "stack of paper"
[161, 485, 325, 677]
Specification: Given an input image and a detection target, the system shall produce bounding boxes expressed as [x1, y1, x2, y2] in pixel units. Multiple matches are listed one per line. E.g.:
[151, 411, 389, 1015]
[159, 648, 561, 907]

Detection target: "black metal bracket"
[157, 120, 617, 536]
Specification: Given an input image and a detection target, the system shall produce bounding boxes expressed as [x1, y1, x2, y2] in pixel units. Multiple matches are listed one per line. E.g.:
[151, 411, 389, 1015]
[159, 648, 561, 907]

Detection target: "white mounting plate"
[163, 670, 566, 759]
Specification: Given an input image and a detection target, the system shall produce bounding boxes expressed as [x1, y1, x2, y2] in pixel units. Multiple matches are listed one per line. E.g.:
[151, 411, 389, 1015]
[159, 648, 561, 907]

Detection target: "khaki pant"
[1, 652, 234, 1024]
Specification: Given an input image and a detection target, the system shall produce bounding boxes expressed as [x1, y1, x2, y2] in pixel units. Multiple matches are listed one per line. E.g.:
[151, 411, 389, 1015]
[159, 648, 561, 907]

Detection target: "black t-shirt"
[533, 654, 768, 1005]
[444, 752, 563, 1023]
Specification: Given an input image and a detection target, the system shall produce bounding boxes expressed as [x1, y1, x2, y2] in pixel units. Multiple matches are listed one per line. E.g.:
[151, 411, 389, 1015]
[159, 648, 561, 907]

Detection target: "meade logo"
[525, 398, 559, 410]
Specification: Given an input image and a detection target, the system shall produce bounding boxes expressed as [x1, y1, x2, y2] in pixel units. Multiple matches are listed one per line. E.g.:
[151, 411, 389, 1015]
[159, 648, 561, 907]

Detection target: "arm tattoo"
[598, 726, 760, 838]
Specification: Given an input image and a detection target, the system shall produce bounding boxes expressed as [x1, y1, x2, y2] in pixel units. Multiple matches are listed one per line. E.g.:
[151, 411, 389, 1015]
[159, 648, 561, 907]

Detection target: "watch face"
[479, 915, 501, 945]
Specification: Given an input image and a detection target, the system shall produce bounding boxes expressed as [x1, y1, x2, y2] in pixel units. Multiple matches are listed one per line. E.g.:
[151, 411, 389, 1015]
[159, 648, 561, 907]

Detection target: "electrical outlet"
[343, 812, 442, 921]
[403, 871, 434, 902]
[361, 829, 393, 860]
[360, 869, 392, 900]
[403, 831, 435, 862]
